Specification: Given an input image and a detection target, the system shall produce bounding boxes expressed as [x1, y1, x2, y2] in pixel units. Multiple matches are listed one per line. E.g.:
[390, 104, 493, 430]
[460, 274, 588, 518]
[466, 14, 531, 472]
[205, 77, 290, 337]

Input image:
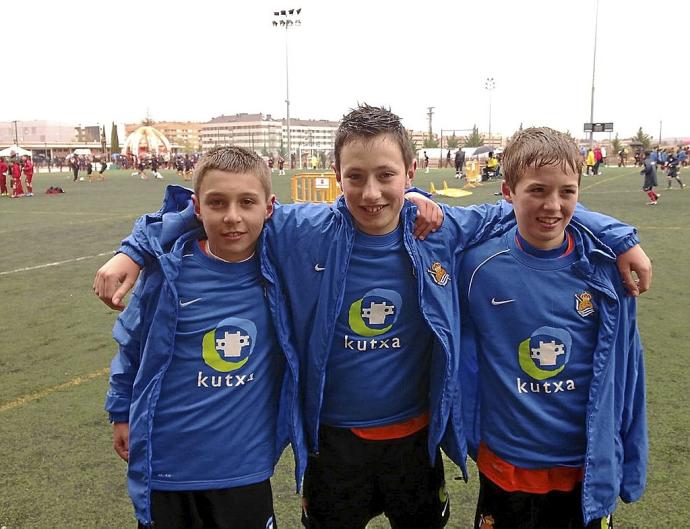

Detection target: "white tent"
[0, 145, 32, 157]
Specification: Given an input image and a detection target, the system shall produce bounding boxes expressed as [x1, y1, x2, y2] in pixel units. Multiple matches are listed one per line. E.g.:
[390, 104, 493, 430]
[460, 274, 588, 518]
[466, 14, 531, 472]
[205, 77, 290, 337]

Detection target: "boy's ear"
[407, 159, 417, 186]
[501, 181, 513, 203]
[192, 194, 201, 219]
[265, 195, 276, 219]
[333, 163, 343, 189]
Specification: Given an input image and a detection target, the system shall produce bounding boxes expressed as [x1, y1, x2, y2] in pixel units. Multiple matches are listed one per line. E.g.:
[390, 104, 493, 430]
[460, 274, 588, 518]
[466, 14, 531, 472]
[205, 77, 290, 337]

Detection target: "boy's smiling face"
[335, 133, 415, 236]
[193, 169, 274, 262]
[502, 164, 579, 250]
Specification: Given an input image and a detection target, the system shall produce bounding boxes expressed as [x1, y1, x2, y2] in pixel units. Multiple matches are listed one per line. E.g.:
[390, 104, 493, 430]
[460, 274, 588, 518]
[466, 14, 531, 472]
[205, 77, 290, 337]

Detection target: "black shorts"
[302, 426, 449, 529]
[474, 473, 612, 529]
[139, 479, 276, 529]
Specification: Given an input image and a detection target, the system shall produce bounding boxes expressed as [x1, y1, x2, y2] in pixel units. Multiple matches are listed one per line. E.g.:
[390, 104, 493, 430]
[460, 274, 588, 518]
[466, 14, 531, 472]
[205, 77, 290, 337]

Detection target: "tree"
[563, 130, 576, 142]
[180, 140, 194, 153]
[632, 127, 651, 150]
[464, 125, 484, 147]
[446, 134, 459, 149]
[110, 122, 120, 155]
[611, 134, 622, 155]
[423, 137, 439, 148]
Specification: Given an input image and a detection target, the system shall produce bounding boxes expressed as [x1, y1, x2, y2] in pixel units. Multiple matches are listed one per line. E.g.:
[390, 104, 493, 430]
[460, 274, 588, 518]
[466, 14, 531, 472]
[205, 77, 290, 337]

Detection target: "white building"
[199, 113, 339, 158]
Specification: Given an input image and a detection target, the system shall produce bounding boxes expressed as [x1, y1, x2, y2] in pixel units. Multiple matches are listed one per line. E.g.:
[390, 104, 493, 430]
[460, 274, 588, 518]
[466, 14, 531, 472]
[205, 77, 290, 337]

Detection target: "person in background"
[22, 156, 34, 196]
[593, 145, 603, 175]
[70, 155, 80, 182]
[585, 148, 595, 175]
[0, 157, 8, 196]
[641, 150, 660, 205]
[455, 148, 466, 178]
[11, 158, 24, 198]
[665, 151, 684, 189]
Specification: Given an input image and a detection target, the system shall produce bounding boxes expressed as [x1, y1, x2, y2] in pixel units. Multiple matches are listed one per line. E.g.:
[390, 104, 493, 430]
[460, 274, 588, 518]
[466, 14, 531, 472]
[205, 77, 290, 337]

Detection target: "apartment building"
[200, 113, 339, 155]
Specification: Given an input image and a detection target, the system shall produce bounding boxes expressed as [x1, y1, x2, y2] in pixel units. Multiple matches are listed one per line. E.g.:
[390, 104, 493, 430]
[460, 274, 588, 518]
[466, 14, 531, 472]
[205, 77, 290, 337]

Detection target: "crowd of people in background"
[68, 154, 108, 182]
[4, 140, 688, 207]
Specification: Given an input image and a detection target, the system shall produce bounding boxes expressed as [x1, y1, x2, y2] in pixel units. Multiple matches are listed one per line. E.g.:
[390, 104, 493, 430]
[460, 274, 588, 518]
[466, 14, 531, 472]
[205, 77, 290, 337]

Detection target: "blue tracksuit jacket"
[456, 221, 647, 524]
[105, 188, 305, 526]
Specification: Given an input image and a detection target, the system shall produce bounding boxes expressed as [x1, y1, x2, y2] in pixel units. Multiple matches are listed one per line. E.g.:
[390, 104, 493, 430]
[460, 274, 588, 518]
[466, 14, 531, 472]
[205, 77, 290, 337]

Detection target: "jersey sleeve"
[571, 203, 640, 255]
[439, 201, 515, 254]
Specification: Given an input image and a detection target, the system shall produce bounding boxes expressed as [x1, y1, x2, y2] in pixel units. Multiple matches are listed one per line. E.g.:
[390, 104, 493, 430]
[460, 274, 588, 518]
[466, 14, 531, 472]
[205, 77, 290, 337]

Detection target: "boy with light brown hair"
[105, 146, 304, 528]
[457, 127, 647, 529]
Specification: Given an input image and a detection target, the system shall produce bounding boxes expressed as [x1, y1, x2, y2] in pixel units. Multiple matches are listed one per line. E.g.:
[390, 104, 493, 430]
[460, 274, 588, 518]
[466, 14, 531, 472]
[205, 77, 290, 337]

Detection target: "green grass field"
[1, 166, 688, 528]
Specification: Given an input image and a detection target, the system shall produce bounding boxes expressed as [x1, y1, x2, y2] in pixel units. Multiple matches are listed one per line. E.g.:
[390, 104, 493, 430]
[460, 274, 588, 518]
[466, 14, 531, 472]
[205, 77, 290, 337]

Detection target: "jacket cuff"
[405, 186, 432, 198]
[117, 245, 146, 268]
[611, 232, 641, 256]
[109, 413, 129, 424]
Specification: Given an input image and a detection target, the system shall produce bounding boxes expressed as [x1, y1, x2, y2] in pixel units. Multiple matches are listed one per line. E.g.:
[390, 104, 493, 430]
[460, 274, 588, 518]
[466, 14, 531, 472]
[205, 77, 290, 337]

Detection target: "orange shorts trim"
[477, 443, 583, 494]
[350, 412, 430, 441]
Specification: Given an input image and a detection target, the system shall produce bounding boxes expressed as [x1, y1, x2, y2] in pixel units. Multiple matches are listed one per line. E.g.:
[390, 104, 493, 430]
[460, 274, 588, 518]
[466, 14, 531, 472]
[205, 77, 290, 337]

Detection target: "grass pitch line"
[0, 251, 113, 276]
[580, 173, 629, 191]
[638, 226, 689, 230]
[0, 367, 109, 413]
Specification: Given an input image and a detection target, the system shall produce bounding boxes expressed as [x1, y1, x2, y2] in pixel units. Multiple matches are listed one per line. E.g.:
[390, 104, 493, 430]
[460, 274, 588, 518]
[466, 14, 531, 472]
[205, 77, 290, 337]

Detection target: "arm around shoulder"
[440, 200, 515, 251]
[571, 204, 652, 296]
[93, 252, 142, 311]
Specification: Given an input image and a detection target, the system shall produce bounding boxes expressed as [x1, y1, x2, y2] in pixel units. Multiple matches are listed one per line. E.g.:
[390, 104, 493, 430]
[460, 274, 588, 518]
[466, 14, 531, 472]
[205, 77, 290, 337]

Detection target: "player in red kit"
[11, 159, 24, 198]
[0, 158, 8, 196]
[22, 156, 34, 196]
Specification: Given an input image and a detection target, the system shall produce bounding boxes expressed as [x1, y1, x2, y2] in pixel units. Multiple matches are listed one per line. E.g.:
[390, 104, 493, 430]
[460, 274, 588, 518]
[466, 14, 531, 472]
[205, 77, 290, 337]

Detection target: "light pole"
[484, 77, 495, 146]
[272, 8, 302, 169]
[589, 0, 600, 148]
[12, 120, 19, 146]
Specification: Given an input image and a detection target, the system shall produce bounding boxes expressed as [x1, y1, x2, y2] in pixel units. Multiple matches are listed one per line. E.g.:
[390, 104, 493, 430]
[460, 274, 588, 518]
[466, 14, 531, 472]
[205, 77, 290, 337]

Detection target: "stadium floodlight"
[484, 77, 495, 145]
[588, 0, 600, 148]
[272, 8, 303, 166]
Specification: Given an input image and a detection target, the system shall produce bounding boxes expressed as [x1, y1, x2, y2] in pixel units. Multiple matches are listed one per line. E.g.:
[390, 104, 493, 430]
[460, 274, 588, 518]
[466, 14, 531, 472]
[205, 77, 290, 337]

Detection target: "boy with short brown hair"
[457, 127, 647, 528]
[105, 146, 304, 528]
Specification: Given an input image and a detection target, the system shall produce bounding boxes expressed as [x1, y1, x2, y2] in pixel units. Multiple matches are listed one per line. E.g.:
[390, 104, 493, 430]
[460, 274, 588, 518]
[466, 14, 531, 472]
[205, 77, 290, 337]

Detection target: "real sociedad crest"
[575, 291, 595, 317]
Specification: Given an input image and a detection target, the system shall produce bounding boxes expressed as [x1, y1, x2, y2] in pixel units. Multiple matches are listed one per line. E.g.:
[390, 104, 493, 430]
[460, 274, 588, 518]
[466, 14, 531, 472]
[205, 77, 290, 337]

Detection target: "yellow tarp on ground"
[429, 180, 473, 198]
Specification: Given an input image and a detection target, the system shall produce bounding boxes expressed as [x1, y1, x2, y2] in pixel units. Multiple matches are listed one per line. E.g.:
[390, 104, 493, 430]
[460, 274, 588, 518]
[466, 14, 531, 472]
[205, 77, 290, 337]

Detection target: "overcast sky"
[6, 0, 687, 140]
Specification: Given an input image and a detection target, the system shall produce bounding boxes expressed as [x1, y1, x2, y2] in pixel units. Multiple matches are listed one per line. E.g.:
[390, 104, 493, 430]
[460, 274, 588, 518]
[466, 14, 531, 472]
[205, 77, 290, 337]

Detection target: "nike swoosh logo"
[491, 297, 515, 305]
[314, 264, 325, 272]
[180, 298, 202, 307]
